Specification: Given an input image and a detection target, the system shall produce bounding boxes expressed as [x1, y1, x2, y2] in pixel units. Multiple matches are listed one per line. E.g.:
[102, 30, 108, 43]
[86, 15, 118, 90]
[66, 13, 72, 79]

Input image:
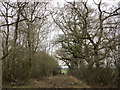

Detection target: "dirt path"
[5, 75, 90, 88]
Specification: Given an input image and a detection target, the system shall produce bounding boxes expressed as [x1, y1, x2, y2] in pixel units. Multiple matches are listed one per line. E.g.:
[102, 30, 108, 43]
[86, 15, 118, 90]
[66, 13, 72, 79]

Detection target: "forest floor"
[4, 75, 90, 88]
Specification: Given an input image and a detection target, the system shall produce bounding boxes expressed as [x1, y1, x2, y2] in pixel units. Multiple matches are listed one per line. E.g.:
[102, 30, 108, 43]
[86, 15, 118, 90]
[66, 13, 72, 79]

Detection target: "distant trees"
[0, 2, 59, 82]
[52, 0, 120, 87]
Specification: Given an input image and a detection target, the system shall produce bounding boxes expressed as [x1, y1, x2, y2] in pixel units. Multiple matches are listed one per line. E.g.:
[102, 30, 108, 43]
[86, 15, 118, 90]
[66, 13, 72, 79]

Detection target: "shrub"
[68, 66, 117, 87]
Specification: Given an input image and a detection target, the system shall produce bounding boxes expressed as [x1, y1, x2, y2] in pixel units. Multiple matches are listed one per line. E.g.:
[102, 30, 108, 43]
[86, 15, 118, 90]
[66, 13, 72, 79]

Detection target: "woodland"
[0, 0, 120, 88]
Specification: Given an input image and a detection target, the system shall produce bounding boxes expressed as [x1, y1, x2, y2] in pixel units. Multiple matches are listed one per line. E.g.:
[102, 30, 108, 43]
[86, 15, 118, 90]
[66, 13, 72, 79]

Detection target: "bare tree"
[0, 1, 54, 81]
[52, 0, 120, 70]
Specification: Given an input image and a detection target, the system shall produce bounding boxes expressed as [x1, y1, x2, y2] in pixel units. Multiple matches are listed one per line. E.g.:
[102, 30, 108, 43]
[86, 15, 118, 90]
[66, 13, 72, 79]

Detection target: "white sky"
[52, 0, 119, 7]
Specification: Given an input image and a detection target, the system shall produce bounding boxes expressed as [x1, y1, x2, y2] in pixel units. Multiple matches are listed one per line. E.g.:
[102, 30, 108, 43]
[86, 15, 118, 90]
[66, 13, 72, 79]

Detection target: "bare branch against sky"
[51, 0, 119, 7]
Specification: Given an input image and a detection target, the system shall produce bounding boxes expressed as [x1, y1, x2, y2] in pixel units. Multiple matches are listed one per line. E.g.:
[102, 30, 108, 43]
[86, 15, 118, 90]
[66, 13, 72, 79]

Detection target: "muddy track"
[4, 75, 90, 88]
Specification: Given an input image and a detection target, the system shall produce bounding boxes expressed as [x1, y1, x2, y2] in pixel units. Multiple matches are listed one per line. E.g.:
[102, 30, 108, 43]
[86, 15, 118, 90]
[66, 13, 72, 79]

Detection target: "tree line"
[51, 0, 120, 87]
[0, 2, 59, 83]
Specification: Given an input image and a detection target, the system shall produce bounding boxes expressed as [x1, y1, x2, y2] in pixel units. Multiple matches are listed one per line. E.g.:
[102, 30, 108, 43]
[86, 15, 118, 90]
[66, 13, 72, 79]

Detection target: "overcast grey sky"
[52, 0, 119, 7]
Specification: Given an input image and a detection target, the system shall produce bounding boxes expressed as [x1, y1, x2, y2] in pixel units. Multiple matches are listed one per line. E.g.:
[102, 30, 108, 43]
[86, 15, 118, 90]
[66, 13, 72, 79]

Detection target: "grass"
[61, 70, 68, 75]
